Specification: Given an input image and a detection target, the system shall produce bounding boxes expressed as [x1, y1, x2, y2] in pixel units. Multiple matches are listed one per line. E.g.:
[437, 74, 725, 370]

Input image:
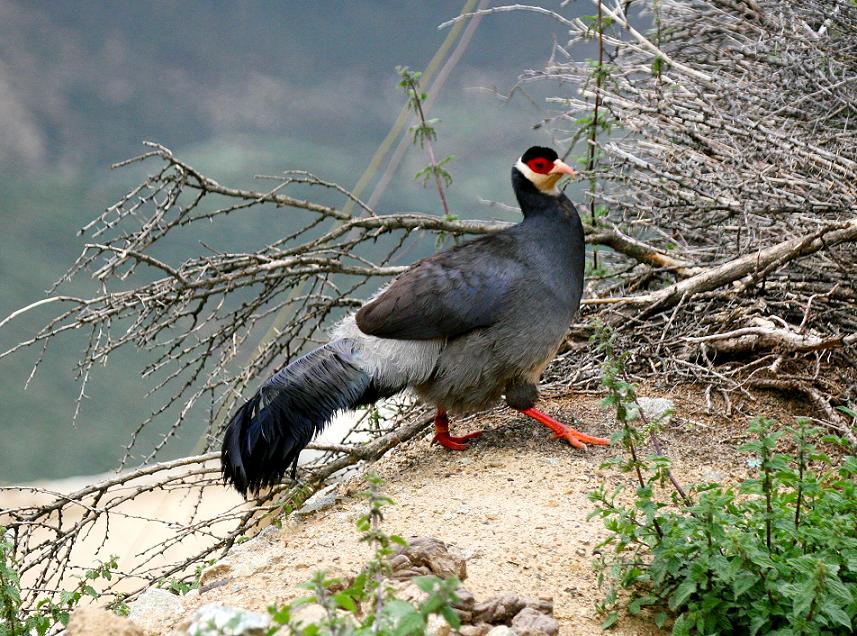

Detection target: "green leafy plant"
[267, 474, 461, 635]
[1, 528, 23, 636]
[157, 558, 216, 596]
[589, 331, 857, 634]
[1, 529, 120, 636]
[397, 66, 455, 219]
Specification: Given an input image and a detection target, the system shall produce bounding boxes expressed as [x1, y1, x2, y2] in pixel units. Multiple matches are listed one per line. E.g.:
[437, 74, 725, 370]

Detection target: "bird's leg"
[520, 407, 610, 450]
[432, 407, 483, 450]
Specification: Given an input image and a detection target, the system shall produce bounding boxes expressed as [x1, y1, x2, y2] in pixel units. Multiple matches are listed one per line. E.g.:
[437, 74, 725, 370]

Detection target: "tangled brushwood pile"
[1, 0, 855, 625]
[530, 0, 857, 435]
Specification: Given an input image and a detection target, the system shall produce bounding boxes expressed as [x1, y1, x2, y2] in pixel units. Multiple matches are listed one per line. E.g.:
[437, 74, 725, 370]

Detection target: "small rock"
[533, 595, 553, 615]
[456, 610, 474, 625]
[295, 484, 341, 516]
[292, 603, 327, 629]
[486, 627, 517, 636]
[453, 587, 476, 611]
[510, 607, 559, 636]
[387, 579, 424, 606]
[472, 593, 526, 624]
[473, 594, 554, 625]
[198, 562, 232, 589]
[255, 525, 281, 542]
[391, 537, 467, 580]
[186, 603, 269, 635]
[427, 613, 452, 635]
[66, 606, 147, 636]
[460, 624, 492, 636]
[128, 588, 185, 632]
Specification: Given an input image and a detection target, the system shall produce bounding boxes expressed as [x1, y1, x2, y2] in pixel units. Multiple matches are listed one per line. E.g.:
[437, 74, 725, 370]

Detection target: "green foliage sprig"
[589, 330, 857, 634]
[267, 475, 460, 635]
[157, 558, 217, 597]
[1, 529, 120, 636]
[397, 67, 455, 221]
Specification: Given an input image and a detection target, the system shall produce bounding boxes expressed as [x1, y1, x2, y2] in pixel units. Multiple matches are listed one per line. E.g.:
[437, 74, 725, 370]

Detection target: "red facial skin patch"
[526, 158, 555, 174]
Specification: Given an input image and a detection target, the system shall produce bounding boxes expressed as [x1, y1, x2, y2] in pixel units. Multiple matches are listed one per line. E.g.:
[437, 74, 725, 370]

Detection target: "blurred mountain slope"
[0, 0, 575, 481]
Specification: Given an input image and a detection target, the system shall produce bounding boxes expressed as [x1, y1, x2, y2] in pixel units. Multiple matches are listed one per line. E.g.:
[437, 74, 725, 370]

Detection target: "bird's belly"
[415, 316, 569, 414]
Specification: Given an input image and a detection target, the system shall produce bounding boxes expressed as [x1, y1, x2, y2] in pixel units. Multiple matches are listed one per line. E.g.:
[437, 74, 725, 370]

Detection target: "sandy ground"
[75, 384, 799, 635]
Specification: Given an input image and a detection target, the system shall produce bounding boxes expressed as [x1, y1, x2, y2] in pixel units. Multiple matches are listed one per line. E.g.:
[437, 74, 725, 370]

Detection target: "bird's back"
[413, 196, 585, 414]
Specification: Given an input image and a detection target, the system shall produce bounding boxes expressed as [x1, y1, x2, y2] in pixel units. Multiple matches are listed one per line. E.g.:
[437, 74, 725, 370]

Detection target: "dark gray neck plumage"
[512, 167, 559, 217]
[510, 166, 585, 312]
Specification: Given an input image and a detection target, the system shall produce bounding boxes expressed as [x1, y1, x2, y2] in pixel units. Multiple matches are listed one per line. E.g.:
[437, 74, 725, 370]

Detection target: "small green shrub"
[1, 528, 120, 636]
[591, 329, 857, 634]
[267, 474, 461, 635]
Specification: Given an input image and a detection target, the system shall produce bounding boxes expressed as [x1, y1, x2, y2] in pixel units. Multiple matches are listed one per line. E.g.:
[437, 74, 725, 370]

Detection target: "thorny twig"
[2, 0, 856, 615]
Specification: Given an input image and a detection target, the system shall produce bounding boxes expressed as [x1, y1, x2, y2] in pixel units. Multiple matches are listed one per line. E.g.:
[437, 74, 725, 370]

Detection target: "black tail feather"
[221, 338, 394, 496]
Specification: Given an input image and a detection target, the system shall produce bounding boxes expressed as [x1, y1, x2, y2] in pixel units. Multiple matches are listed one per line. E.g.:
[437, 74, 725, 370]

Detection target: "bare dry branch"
[3, 0, 856, 616]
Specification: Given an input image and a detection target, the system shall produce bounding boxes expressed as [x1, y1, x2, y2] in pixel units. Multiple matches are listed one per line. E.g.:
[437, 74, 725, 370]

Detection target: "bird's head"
[514, 146, 576, 195]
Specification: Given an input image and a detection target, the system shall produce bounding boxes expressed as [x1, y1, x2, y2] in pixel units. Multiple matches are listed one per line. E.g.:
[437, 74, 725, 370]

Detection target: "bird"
[222, 146, 609, 496]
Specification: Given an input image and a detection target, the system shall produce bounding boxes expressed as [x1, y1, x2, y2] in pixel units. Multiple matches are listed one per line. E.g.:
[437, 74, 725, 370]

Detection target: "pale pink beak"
[550, 158, 577, 178]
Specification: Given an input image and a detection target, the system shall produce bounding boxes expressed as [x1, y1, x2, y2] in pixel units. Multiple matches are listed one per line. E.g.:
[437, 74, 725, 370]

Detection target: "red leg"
[432, 408, 483, 450]
[520, 407, 610, 450]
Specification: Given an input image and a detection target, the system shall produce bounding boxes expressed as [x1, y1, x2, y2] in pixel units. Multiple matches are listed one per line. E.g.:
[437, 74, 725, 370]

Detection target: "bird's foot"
[432, 430, 483, 450]
[520, 407, 610, 450]
[432, 409, 482, 450]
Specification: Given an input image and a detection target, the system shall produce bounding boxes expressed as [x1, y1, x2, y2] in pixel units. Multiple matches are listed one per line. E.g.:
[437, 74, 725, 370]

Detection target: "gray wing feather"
[356, 234, 523, 340]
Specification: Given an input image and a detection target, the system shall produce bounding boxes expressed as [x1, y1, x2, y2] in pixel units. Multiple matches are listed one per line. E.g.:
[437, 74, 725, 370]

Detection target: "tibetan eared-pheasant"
[222, 146, 609, 496]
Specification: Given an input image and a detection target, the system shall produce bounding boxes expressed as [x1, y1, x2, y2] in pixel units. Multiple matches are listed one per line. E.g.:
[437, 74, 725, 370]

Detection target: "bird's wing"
[355, 234, 523, 340]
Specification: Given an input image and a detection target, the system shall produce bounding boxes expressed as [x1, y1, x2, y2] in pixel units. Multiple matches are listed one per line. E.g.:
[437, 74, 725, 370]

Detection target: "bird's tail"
[221, 338, 395, 496]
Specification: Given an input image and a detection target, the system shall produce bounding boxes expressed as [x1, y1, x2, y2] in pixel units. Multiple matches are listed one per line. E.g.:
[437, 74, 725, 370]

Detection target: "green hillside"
[0, 1, 581, 481]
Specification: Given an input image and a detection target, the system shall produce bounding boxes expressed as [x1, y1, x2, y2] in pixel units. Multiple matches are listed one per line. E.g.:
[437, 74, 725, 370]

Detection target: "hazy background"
[0, 1, 584, 482]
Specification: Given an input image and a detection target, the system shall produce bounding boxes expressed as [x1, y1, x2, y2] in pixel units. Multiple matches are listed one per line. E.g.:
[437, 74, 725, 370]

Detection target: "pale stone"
[128, 588, 185, 632]
[186, 603, 269, 635]
[427, 612, 452, 636]
[291, 603, 327, 629]
[636, 397, 674, 423]
[66, 606, 148, 636]
[510, 607, 559, 636]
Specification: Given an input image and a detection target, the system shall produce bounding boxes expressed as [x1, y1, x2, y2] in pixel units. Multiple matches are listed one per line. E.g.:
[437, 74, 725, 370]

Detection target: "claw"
[520, 407, 610, 449]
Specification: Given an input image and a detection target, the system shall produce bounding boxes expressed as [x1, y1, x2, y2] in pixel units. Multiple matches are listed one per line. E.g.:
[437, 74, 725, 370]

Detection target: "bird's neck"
[511, 169, 575, 223]
[511, 172, 585, 314]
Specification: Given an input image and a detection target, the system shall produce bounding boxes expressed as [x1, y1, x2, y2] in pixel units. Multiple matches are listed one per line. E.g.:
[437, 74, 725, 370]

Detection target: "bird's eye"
[527, 158, 553, 174]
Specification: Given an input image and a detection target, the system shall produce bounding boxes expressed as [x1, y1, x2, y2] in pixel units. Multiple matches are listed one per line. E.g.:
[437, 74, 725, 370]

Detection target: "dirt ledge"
[73, 386, 807, 635]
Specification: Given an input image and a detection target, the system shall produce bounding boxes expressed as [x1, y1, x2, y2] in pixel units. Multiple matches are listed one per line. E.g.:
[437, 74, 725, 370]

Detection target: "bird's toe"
[432, 430, 482, 450]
